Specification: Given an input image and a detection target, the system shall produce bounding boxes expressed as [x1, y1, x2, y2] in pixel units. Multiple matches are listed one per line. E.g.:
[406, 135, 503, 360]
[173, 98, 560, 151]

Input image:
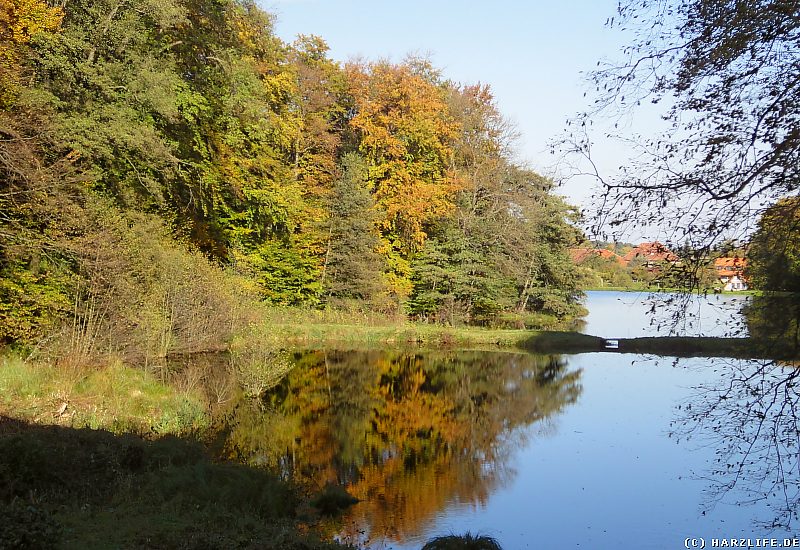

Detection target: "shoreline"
[522, 331, 799, 361]
[2, 322, 797, 549]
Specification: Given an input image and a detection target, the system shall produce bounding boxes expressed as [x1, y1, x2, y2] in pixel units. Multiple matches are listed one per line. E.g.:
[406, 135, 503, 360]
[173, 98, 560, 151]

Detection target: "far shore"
[243, 318, 798, 361]
[523, 331, 798, 361]
[581, 287, 760, 296]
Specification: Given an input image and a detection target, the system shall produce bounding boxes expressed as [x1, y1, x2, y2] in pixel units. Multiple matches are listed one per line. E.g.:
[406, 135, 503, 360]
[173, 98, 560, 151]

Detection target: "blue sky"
[263, 0, 662, 232]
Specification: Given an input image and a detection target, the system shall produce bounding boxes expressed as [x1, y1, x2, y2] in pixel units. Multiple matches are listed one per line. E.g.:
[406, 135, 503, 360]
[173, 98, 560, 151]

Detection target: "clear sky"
[262, 0, 663, 237]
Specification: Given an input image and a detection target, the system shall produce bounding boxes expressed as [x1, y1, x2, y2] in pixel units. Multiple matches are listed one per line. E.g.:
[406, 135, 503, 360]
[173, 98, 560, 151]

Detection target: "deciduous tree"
[747, 196, 800, 292]
[566, 0, 800, 256]
[346, 60, 461, 297]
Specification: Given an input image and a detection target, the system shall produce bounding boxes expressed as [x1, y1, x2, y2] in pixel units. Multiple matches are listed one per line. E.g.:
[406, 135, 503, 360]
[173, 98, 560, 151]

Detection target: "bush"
[0, 500, 61, 549]
[49, 202, 261, 365]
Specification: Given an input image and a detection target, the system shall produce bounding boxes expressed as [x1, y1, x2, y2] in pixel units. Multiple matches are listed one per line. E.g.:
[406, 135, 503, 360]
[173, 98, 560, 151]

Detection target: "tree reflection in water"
[672, 357, 800, 530]
[744, 295, 800, 353]
[219, 350, 582, 546]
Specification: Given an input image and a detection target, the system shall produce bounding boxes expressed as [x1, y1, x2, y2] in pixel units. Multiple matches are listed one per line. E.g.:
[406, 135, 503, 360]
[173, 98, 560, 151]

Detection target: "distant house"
[714, 257, 748, 291]
[622, 242, 679, 269]
[569, 248, 626, 266]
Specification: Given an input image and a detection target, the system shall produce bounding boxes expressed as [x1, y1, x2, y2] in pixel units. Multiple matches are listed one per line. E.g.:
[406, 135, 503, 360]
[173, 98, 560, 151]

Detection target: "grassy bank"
[0, 416, 350, 550]
[0, 352, 356, 549]
[239, 307, 561, 350]
[608, 336, 798, 360]
[0, 355, 209, 434]
[244, 320, 538, 350]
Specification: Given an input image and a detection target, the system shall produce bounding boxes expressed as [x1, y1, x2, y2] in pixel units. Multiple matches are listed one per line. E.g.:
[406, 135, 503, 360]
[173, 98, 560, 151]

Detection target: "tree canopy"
[747, 196, 800, 292]
[566, 0, 800, 255]
[0, 0, 583, 345]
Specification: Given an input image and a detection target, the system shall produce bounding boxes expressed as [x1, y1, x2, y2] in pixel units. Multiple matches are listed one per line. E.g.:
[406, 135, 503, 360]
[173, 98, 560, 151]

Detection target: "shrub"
[48, 202, 261, 365]
[0, 500, 61, 549]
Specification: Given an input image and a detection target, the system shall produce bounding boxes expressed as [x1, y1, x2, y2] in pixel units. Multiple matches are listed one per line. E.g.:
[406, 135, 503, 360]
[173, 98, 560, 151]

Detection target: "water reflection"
[582, 290, 750, 338]
[218, 350, 582, 545]
[744, 294, 800, 348]
[163, 344, 800, 546]
[672, 357, 800, 530]
[669, 294, 800, 530]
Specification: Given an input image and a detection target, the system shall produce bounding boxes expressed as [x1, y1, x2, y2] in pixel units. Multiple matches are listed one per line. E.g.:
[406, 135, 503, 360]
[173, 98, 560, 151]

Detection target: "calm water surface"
[582, 290, 750, 338]
[224, 291, 798, 548]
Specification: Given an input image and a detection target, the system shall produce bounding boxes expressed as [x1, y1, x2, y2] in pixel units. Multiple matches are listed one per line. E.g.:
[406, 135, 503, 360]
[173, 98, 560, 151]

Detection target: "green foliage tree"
[0, 0, 93, 346]
[745, 197, 800, 348]
[31, 0, 186, 206]
[324, 153, 386, 305]
[409, 85, 581, 326]
[408, 219, 514, 324]
[0, 87, 76, 344]
[576, 254, 635, 289]
[747, 197, 800, 292]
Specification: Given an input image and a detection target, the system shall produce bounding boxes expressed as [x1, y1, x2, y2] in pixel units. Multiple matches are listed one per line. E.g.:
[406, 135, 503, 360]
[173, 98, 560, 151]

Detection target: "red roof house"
[569, 248, 626, 266]
[714, 257, 748, 290]
[622, 242, 679, 266]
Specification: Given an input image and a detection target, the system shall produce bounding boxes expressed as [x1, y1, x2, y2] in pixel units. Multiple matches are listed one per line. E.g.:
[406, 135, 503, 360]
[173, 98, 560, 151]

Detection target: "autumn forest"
[0, 0, 584, 353]
[4, 0, 800, 548]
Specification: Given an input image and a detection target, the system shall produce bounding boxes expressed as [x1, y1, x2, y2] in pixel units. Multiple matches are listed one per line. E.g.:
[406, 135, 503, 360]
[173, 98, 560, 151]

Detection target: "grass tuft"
[421, 532, 503, 549]
[310, 482, 360, 516]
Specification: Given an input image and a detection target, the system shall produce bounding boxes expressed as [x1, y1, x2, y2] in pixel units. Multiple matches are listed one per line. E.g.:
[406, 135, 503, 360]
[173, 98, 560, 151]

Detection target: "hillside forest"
[0, 0, 584, 359]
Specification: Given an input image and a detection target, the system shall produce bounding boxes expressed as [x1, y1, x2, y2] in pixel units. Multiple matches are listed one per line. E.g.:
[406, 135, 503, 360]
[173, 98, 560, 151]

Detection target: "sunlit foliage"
[1, 0, 582, 347]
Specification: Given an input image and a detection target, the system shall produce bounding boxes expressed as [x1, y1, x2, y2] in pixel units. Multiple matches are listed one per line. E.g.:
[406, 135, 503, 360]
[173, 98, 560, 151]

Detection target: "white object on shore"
[604, 339, 619, 350]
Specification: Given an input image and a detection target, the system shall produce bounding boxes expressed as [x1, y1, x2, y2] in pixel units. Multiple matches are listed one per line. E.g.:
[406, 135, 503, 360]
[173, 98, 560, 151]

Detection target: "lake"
[223, 291, 800, 548]
[581, 290, 751, 338]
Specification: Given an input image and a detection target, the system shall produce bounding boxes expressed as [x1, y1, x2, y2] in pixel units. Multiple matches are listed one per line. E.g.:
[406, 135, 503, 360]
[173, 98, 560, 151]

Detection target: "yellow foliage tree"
[0, 0, 63, 106]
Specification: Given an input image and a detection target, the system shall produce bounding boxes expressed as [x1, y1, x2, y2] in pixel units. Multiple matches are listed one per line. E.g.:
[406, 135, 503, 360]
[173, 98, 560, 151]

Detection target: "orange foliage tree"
[346, 60, 461, 297]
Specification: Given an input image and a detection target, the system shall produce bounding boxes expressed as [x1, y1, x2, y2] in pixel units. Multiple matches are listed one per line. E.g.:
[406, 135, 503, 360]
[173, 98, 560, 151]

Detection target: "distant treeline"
[0, 0, 583, 350]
